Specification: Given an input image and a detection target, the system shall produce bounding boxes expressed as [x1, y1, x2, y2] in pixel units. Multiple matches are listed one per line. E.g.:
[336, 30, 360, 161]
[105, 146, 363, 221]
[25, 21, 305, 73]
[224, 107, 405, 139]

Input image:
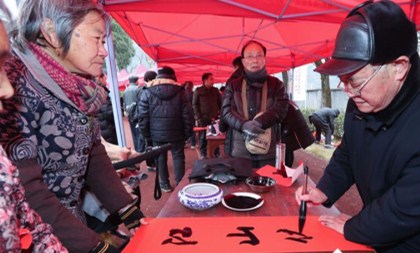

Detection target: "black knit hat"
[157, 66, 177, 81]
[315, 1, 418, 76]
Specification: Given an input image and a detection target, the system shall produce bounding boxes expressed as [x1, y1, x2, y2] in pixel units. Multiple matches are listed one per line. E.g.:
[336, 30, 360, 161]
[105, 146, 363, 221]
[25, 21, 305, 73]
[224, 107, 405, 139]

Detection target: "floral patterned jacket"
[0, 146, 67, 252]
[0, 48, 134, 252]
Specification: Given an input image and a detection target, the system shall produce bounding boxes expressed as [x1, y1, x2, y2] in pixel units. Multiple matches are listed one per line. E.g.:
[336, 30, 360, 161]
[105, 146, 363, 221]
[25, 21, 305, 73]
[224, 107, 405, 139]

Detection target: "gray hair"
[14, 0, 108, 56]
[0, 0, 12, 30]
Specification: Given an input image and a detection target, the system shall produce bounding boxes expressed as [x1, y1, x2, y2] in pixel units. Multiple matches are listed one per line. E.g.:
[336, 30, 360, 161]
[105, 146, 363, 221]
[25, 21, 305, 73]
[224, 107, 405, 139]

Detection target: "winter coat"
[138, 79, 194, 143]
[317, 56, 420, 252]
[193, 85, 221, 125]
[1, 48, 134, 252]
[221, 75, 289, 160]
[281, 100, 315, 151]
[97, 85, 118, 145]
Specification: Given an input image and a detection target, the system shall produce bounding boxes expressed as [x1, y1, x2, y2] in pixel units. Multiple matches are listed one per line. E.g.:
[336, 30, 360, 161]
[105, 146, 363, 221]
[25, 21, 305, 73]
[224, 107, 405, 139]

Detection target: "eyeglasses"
[337, 64, 383, 97]
[243, 54, 265, 61]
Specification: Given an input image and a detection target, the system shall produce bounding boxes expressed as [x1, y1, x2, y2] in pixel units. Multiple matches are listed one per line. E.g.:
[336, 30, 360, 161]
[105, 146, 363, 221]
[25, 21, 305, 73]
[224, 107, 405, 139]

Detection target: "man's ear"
[40, 18, 61, 49]
[393, 56, 410, 82]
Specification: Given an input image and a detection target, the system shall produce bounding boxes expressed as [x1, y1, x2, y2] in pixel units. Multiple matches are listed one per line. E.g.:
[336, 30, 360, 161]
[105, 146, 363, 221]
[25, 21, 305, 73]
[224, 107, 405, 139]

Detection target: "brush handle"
[298, 200, 307, 234]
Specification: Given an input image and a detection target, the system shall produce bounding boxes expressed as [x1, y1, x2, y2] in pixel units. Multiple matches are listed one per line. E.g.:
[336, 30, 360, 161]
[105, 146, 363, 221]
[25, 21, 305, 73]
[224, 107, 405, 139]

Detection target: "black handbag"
[189, 157, 252, 184]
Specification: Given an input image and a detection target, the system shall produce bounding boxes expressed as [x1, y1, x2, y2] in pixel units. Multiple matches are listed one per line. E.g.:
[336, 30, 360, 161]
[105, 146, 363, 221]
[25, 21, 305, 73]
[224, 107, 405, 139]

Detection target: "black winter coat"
[317, 56, 420, 252]
[97, 86, 118, 144]
[193, 85, 221, 125]
[138, 81, 194, 143]
[281, 100, 314, 151]
[221, 75, 289, 160]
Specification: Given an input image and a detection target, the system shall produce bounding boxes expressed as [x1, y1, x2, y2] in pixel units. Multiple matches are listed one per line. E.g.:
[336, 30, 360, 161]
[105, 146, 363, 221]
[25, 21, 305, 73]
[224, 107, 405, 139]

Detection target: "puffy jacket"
[97, 85, 118, 145]
[221, 75, 289, 160]
[138, 79, 194, 143]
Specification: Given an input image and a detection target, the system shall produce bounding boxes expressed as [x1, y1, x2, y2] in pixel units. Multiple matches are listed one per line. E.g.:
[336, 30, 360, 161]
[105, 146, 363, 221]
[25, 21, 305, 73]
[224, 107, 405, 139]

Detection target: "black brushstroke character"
[162, 227, 198, 245]
[227, 226, 260, 245]
[276, 228, 313, 244]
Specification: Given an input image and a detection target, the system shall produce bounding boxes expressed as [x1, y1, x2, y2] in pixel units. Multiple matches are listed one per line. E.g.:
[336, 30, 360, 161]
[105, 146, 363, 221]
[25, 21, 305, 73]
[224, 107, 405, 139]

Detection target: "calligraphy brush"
[298, 165, 309, 234]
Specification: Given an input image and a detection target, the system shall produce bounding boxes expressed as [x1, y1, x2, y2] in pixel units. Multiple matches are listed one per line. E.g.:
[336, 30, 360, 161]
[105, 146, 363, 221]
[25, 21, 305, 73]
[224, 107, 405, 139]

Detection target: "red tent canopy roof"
[101, 0, 420, 84]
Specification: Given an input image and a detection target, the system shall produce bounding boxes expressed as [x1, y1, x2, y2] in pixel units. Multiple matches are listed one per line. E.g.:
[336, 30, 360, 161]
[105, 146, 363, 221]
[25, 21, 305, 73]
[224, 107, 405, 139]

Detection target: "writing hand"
[295, 186, 328, 208]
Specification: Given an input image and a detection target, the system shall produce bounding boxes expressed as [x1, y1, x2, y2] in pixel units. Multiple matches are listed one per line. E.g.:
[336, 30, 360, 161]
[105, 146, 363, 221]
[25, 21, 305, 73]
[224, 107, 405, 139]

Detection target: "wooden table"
[206, 133, 225, 158]
[125, 170, 373, 253]
[158, 169, 339, 218]
[194, 126, 226, 158]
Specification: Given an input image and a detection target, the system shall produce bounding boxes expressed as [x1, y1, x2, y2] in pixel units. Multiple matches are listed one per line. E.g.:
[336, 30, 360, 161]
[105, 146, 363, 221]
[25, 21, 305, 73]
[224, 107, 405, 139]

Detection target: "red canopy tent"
[117, 65, 149, 90]
[100, 0, 420, 84]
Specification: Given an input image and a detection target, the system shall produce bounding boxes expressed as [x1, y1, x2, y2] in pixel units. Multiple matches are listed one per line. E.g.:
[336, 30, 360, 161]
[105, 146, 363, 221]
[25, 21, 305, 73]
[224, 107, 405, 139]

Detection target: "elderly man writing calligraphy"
[295, 1, 420, 252]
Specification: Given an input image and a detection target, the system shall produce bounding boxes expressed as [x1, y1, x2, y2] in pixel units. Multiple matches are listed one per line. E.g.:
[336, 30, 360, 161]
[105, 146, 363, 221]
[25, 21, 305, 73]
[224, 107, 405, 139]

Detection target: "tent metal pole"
[104, 15, 127, 147]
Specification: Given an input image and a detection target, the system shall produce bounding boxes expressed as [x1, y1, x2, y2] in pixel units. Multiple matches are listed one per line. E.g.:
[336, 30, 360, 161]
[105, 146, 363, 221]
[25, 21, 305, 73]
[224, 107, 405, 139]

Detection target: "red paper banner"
[123, 216, 372, 253]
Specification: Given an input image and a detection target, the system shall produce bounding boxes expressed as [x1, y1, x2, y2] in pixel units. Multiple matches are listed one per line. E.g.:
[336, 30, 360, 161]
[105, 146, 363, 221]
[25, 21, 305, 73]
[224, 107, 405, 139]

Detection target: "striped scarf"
[29, 43, 106, 116]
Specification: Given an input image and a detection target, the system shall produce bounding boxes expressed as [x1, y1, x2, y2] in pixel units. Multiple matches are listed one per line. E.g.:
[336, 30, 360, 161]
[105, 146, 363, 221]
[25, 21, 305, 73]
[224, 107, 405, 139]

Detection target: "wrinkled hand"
[319, 213, 351, 234]
[242, 120, 265, 137]
[295, 186, 328, 208]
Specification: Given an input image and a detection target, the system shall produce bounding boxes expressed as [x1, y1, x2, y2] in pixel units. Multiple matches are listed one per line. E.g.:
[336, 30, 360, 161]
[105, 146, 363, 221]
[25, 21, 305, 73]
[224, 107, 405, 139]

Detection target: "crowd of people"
[2, 0, 419, 252]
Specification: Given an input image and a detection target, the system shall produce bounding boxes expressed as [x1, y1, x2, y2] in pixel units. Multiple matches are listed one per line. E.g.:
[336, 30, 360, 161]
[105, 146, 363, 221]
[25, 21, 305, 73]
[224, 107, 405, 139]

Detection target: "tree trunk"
[281, 71, 289, 96]
[314, 59, 331, 108]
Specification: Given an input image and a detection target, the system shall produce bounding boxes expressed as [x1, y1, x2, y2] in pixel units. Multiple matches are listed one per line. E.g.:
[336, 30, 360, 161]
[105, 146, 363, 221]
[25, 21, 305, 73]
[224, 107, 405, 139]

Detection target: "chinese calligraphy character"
[276, 228, 313, 244]
[162, 227, 198, 245]
[227, 226, 260, 245]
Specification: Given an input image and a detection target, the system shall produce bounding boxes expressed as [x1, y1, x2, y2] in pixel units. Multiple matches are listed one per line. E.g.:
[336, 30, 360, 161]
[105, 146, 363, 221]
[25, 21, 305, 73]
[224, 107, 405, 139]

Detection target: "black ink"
[227, 226, 260, 245]
[285, 237, 308, 243]
[224, 195, 262, 209]
[276, 228, 313, 244]
[162, 227, 198, 245]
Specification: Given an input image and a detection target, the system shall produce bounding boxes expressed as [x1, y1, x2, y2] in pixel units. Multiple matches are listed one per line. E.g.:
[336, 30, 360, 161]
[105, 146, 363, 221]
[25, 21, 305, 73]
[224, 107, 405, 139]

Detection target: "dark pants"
[199, 130, 207, 156]
[138, 133, 146, 153]
[311, 115, 332, 145]
[154, 140, 185, 186]
[129, 120, 141, 152]
[198, 118, 211, 157]
[190, 131, 196, 146]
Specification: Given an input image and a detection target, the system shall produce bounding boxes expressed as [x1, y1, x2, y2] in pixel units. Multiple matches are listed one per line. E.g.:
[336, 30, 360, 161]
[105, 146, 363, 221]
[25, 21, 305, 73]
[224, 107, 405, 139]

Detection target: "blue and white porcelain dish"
[178, 183, 223, 211]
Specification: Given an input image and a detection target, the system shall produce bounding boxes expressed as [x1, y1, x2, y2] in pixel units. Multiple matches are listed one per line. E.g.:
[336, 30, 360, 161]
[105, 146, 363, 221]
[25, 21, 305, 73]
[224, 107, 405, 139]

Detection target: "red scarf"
[29, 43, 106, 115]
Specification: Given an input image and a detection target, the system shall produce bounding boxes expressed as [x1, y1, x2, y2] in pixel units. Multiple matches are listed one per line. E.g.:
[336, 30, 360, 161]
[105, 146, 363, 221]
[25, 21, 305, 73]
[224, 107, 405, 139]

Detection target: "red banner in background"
[124, 216, 372, 253]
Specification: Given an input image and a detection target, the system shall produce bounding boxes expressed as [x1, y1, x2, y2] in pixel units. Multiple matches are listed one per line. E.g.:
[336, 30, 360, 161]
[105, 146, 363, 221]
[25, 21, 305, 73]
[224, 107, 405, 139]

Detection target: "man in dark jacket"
[221, 40, 289, 168]
[138, 67, 193, 192]
[309, 107, 340, 149]
[295, 2, 420, 252]
[193, 73, 222, 159]
[137, 70, 157, 172]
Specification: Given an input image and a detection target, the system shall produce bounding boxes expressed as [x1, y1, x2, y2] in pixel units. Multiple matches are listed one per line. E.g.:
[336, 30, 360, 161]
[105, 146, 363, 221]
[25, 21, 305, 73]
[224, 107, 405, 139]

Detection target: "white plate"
[222, 192, 264, 212]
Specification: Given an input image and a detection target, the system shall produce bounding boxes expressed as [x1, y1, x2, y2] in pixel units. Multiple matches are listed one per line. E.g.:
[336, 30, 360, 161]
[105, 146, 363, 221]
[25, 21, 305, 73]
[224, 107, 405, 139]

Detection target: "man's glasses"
[337, 65, 383, 97]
